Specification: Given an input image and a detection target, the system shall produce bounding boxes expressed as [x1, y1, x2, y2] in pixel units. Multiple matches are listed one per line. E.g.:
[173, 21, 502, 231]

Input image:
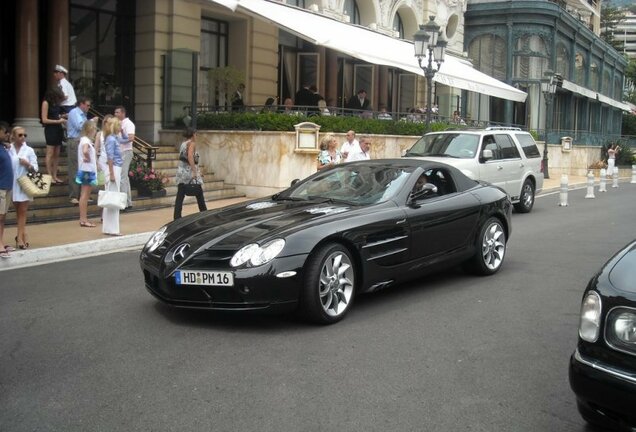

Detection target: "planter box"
[137, 186, 167, 198]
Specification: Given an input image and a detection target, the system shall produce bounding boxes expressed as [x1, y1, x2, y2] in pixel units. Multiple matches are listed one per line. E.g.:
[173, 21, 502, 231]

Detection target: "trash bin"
[561, 136, 572, 152]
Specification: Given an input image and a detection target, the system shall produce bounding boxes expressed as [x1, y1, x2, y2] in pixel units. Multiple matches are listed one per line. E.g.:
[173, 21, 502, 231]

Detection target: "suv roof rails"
[484, 126, 522, 131]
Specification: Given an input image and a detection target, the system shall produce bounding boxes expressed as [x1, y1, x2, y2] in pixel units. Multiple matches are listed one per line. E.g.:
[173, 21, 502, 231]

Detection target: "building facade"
[0, 0, 628, 146]
[465, 0, 629, 145]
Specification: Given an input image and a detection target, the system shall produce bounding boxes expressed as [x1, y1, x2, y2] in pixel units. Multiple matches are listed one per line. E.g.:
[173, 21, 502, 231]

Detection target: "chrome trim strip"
[362, 235, 408, 249]
[366, 248, 408, 261]
[574, 348, 636, 385]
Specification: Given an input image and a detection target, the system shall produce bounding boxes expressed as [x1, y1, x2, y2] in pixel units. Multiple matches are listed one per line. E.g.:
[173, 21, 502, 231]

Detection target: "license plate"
[175, 270, 234, 286]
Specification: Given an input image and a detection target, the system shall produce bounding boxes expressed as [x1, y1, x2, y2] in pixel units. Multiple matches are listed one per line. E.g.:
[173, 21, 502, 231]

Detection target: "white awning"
[561, 79, 631, 112]
[210, 0, 528, 103]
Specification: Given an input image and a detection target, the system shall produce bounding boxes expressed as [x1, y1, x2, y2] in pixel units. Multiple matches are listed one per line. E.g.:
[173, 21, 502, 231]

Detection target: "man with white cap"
[54, 65, 77, 113]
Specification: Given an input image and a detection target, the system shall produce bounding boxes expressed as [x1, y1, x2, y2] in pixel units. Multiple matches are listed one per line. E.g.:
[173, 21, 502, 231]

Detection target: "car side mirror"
[410, 183, 438, 202]
[290, 178, 300, 186]
[481, 149, 493, 160]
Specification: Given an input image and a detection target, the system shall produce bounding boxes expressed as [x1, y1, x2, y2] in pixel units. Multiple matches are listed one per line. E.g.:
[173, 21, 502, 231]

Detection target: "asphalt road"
[2, 184, 635, 432]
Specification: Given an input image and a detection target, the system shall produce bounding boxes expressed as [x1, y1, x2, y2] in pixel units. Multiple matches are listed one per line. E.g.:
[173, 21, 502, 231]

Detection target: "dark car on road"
[140, 159, 511, 324]
[570, 240, 636, 430]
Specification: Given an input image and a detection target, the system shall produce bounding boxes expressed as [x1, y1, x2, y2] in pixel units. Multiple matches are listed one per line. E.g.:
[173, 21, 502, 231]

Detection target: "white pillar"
[584, 170, 595, 199]
[559, 174, 568, 207]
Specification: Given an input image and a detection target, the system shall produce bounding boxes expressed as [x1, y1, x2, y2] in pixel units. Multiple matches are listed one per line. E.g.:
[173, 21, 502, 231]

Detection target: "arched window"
[603, 71, 611, 96]
[512, 35, 547, 80]
[343, 0, 360, 25]
[590, 62, 599, 91]
[393, 11, 404, 38]
[555, 43, 570, 80]
[468, 34, 507, 80]
[574, 52, 585, 86]
[614, 76, 622, 100]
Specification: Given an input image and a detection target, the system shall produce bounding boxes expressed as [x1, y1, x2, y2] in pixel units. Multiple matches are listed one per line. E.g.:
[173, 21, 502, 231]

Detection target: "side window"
[495, 134, 521, 159]
[515, 133, 541, 158]
[481, 135, 501, 160]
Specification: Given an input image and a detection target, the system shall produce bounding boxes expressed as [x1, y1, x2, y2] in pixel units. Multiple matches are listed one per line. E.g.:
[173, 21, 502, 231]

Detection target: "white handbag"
[98, 183, 127, 210]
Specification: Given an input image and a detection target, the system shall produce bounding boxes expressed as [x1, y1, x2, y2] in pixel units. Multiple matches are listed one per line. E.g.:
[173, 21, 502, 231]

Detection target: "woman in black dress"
[40, 87, 67, 184]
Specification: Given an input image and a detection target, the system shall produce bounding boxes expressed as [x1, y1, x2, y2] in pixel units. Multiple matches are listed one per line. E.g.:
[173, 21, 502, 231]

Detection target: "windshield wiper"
[272, 195, 305, 202]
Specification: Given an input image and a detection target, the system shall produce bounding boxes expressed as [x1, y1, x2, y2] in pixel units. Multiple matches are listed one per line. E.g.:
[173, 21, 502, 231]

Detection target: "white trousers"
[607, 158, 615, 176]
[102, 165, 122, 235]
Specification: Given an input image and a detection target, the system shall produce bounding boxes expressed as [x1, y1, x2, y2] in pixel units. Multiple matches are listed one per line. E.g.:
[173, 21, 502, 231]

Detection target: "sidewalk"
[0, 175, 591, 271]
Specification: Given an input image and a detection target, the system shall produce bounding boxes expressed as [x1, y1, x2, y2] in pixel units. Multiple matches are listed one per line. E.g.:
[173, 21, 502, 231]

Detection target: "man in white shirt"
[114, 106, 136, 209]
[340, 130, 360, 162]
[54, 65, 77, 113]
[347, 136, 371, 162]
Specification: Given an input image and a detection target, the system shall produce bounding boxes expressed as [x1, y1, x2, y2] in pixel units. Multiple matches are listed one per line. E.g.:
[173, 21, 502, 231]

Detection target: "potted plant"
[129, 158, 169, 197]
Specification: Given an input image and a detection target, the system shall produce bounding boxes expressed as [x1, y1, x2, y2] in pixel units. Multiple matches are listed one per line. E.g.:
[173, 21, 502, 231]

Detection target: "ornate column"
[15, 0, 45, 145]
[48, 0, 70, 87]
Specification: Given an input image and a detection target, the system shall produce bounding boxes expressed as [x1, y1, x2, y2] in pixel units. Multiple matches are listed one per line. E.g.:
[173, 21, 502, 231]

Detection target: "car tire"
[300, 243, 356, 324]
[465, 217, 506, 275]
[514, 179, 535, 213]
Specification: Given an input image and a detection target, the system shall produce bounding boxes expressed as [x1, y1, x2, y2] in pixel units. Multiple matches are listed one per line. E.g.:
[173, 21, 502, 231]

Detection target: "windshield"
[406, 133, 479, 159]
[281, 164, 414, 205]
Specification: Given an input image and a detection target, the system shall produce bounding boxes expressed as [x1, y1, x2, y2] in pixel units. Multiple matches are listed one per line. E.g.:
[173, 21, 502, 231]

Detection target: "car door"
[493, 133, 523, 199]
[405, 173, 481, 263]
[478, 134, 508, 192]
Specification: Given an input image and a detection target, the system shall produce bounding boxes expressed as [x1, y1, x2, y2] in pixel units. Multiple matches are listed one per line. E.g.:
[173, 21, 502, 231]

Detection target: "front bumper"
[569, 348, 636, 428]
[140, 254, 307, 312]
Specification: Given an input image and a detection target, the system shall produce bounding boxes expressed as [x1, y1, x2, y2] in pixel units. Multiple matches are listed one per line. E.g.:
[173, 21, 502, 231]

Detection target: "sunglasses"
[17, 133, 27, 138]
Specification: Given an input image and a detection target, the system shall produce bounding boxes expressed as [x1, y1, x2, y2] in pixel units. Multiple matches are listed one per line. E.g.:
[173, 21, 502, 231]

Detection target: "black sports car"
[569, 240, 636, 430]
[140, 159, 511, 324]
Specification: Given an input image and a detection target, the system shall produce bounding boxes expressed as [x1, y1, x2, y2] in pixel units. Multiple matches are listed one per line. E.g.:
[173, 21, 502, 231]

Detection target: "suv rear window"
[515, 134, 541, 158]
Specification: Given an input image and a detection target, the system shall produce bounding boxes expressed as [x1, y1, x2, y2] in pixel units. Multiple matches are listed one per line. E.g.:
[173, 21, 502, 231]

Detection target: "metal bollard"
[612, 168, 619, 188]
[559, 174, 569, 207]
[584, 170, 595, 199]
[631, 165, 636, 184]
[599, 169, 607, 192]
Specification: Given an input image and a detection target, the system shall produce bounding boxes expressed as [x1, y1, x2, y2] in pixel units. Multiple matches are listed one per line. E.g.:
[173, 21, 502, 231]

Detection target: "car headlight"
[145, 226, 168, 253]
[230, 239, 285, 267]
[605, 308, 636, 354]
[579, 291, 602, 343]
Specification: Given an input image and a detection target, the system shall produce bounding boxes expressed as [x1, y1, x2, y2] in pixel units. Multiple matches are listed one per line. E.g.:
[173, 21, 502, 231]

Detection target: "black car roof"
[346, 158, 480, 192]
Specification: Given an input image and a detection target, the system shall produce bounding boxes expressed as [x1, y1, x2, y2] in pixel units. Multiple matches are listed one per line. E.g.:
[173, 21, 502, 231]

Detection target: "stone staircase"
[4, 142, 244, 225]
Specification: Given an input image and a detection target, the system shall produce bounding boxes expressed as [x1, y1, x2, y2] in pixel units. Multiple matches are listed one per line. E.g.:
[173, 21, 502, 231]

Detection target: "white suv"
[403, 127, 544, 213]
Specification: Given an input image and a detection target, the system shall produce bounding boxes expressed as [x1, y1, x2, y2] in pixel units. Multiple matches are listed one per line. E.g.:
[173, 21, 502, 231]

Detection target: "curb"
[0, 232, 153, 271]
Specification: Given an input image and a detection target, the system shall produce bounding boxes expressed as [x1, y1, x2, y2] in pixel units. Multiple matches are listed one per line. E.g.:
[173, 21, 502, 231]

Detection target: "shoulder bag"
[98, 182, 127, 210]
[17, 170, 52, 198]
[182, 178, 203, 197]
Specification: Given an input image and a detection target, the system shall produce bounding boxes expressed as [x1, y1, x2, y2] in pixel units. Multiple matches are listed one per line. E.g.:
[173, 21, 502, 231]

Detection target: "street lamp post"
[541, 71, 562, 180]
[413, 16, 447, 130]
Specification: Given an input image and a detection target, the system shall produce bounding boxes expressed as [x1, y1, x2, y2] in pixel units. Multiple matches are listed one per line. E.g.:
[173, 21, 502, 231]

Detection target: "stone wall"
[158, 130, 621, 197]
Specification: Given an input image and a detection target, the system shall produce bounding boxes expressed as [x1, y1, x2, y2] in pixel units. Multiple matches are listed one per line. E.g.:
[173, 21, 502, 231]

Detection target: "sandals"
[15, 236, 28, 250]
[80, 221, 97, 228]
[5, 245, 15, 252]
[0, 250, 9, 259]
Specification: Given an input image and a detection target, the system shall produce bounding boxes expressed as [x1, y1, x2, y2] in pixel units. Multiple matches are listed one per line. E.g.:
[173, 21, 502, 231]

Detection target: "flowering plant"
[129, 158, 170, 191]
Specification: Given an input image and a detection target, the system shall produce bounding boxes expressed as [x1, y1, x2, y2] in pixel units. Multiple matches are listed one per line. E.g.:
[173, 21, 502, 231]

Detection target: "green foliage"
[191, 111, 456, 136]
[623, 113, 636, 136]
[600, 5, 626, 51]
[600, 140, 635, 166]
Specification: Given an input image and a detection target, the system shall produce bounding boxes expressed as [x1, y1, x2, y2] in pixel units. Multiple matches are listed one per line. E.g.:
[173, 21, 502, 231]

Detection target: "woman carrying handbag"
[173, 128, 207, 220]
[102, 117, 124, 235]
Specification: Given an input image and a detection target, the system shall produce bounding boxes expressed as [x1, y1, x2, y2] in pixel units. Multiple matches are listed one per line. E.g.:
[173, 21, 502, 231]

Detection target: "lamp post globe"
[413, 16, 445, 130]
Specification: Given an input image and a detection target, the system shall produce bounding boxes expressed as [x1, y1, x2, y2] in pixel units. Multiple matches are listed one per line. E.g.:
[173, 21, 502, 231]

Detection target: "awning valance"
[210, 0, 528, 103]
[561, 80, 631, 112]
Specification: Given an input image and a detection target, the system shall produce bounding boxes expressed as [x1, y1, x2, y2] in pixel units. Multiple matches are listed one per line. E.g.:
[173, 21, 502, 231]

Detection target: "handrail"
[89, 107, 159, 168]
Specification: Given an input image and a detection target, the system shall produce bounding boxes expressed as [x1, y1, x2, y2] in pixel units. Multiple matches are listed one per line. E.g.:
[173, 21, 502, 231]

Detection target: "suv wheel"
[514, 179, 535, 213]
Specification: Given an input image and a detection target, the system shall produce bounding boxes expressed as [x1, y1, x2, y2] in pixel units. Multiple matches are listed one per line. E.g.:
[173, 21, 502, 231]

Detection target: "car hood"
[607, 241, 636, 295]
[163, 197, 363, 252]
